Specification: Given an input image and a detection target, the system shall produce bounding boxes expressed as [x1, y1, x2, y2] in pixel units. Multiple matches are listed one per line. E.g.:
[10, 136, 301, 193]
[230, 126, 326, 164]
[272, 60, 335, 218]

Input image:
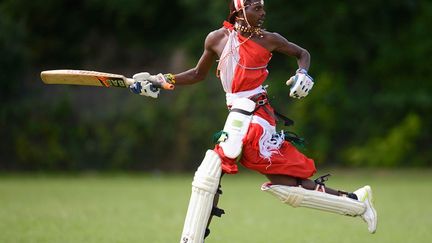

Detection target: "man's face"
[244, 0, 266, 27]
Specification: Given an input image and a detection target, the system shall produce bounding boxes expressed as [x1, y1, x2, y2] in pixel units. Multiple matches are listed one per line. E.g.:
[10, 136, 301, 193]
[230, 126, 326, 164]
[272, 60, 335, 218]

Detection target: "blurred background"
[1, 0, 431, 172]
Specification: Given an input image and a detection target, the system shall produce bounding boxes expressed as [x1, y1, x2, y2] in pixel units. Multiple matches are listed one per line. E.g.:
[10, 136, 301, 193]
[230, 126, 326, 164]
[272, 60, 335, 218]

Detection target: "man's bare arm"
[173, 31, 221, 85]
[270, 33, 310, 71]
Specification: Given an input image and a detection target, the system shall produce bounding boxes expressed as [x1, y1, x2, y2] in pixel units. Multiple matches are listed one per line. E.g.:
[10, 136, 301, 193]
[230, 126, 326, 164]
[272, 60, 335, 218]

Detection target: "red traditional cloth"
[214, 22, 316, 179]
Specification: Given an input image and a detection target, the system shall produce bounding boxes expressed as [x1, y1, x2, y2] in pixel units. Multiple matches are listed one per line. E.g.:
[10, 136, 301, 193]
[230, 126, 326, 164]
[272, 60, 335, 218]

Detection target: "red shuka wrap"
[213, 22, 316, 179]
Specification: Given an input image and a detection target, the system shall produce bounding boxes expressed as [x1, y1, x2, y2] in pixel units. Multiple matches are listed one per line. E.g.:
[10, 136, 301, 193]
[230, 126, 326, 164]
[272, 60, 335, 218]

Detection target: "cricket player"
[130, 0, 378, 242]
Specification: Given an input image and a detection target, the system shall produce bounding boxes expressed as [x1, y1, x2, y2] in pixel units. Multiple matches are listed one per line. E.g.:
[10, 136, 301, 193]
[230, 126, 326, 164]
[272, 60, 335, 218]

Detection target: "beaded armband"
[163, 73, 176, 84]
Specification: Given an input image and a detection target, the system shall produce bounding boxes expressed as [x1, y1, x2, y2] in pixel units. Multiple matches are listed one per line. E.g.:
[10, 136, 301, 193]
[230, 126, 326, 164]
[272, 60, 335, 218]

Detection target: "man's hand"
[130, 72, 160, 98]
[286, 68, 314, 99]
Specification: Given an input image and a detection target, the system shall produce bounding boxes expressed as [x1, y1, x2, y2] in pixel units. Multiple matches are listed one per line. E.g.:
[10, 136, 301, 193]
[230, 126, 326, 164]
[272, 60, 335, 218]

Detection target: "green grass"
[1, 170, 432, 243]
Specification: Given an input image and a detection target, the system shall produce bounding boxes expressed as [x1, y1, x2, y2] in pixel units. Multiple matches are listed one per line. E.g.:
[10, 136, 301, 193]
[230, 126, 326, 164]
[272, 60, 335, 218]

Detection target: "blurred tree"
[1, 0, 431, 171]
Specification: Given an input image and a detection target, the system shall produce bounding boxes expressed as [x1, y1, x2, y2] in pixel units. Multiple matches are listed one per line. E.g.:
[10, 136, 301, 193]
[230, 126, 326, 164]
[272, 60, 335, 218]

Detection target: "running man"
[130, 1, 377, 242]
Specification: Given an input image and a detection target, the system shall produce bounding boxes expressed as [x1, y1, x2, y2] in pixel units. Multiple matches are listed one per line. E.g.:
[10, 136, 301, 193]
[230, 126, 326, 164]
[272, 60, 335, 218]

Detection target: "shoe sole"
[364, 186, 377, 233]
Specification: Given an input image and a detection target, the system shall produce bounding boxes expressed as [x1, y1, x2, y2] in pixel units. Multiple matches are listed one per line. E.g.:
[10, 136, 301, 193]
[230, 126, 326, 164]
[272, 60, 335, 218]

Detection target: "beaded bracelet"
[164, 73, 176, 84]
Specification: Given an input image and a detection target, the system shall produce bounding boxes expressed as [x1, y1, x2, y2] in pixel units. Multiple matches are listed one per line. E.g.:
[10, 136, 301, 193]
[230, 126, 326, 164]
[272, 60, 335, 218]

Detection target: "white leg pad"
[262, 183, 366, 216]
[180, 150, 222, 243]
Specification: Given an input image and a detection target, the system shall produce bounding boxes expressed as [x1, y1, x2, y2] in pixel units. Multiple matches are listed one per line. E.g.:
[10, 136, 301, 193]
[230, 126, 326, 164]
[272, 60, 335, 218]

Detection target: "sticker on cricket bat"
[40, 69, 175, 90]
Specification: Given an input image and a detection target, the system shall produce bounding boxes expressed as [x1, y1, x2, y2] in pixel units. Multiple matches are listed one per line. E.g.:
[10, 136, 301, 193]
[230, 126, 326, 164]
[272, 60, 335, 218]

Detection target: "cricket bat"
[40, 69, 175, 90]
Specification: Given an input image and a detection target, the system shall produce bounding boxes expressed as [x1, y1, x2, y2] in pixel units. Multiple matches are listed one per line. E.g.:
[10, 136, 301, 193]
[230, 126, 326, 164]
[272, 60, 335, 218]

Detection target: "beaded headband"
[234, 0, 244, 11]
[234, 0, 264, 11]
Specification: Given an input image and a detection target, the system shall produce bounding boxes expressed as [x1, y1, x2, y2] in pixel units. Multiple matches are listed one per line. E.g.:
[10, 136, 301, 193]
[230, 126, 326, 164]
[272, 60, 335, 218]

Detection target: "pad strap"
[204, 175, 225, 240]
[314, 174, 331, 192]
[249, 93, 294, 126]
[230, 108, 253, 116]
[211, 207, 225, 217]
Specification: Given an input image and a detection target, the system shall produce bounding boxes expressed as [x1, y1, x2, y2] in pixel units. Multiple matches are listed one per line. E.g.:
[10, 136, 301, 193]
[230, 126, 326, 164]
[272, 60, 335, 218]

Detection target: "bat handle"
[146, 81, 175, 90]
[160, 82, 175, 90]
[126, 78, 174, 90]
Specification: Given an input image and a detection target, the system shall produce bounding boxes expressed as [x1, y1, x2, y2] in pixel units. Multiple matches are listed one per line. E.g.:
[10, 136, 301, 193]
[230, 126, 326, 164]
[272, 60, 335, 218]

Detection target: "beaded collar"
[234, 22, 263, 38]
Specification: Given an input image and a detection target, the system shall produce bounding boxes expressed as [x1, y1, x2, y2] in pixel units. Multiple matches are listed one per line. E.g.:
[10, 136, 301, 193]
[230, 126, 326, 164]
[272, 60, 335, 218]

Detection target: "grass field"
[1, 169, 432, 243]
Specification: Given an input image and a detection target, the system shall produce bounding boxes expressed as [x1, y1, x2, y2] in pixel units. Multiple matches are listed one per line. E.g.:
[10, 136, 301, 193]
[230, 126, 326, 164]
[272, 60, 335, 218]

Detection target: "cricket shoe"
[354, 185, 377, 233]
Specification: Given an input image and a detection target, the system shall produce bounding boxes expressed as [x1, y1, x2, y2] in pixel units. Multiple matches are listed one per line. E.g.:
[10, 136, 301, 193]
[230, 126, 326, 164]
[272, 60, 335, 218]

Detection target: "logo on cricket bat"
[97, 77, 128, 88]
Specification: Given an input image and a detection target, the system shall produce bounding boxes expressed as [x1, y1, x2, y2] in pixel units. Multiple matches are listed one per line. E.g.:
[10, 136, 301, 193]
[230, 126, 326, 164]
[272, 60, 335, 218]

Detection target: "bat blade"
[40, 70, 133, 88]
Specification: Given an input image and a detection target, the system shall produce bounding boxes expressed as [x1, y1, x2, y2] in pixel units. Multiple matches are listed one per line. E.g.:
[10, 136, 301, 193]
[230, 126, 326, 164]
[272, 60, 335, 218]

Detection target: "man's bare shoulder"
[262, 31, 287, 43]
[260, 30, 291, 51]
[205, 27, 229, 55]
[206, 27, 229, 42]
[262, 30, 306, 56]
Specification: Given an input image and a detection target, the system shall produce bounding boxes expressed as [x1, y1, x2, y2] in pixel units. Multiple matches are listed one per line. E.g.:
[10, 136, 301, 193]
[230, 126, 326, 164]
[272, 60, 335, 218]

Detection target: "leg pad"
[180, 150, 222, 243]
[262, 183, 366, 216]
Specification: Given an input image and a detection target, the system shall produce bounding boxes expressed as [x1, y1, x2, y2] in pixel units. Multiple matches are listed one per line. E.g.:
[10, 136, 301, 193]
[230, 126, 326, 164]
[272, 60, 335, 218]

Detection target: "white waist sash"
[225, 85, 266, 107]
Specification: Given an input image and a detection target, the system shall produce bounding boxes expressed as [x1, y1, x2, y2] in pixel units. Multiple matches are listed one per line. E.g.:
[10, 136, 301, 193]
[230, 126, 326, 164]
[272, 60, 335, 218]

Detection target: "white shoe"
[354, 185, 377, 233]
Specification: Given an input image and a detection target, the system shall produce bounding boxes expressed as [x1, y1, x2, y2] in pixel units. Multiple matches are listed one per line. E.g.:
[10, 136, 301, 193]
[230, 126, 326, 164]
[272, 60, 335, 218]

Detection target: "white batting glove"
[146, 73, 169, 85]
[286, 68, 314, 99]
[130, 72, 160, 98]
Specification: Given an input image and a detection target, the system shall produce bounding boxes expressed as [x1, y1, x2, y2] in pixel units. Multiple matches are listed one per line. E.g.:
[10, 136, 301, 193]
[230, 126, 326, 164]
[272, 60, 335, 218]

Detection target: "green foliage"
[344, 113, 423, 167]
[1, 0, 431, 170]
[0, 2, 27, 101]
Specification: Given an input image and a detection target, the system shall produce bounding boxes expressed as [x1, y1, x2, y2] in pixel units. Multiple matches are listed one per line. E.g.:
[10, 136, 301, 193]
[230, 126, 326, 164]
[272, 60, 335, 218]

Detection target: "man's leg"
[180, 150, 222, 243]
[265, 174, 355, 197]
[262, 174, 377, 233]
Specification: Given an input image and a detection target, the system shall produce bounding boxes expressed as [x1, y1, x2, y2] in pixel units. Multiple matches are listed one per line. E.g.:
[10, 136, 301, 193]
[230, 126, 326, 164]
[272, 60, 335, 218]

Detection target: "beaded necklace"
[234, 22, 264, 38]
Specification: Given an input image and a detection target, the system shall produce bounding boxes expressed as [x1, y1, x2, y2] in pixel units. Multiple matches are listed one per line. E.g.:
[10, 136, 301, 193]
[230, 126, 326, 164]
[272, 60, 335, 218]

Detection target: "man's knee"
[265, 174, 299, 186]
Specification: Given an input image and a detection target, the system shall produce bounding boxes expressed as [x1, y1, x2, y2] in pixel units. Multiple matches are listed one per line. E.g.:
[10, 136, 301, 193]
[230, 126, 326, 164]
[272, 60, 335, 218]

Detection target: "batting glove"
[286, 68, 314, 99]
[130, 72, 160, 98]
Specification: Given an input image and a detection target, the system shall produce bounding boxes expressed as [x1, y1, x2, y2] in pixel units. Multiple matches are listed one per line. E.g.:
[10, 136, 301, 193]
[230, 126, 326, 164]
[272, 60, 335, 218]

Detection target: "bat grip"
[126, 78, 174, 90]
[150, 81, 175, 90]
